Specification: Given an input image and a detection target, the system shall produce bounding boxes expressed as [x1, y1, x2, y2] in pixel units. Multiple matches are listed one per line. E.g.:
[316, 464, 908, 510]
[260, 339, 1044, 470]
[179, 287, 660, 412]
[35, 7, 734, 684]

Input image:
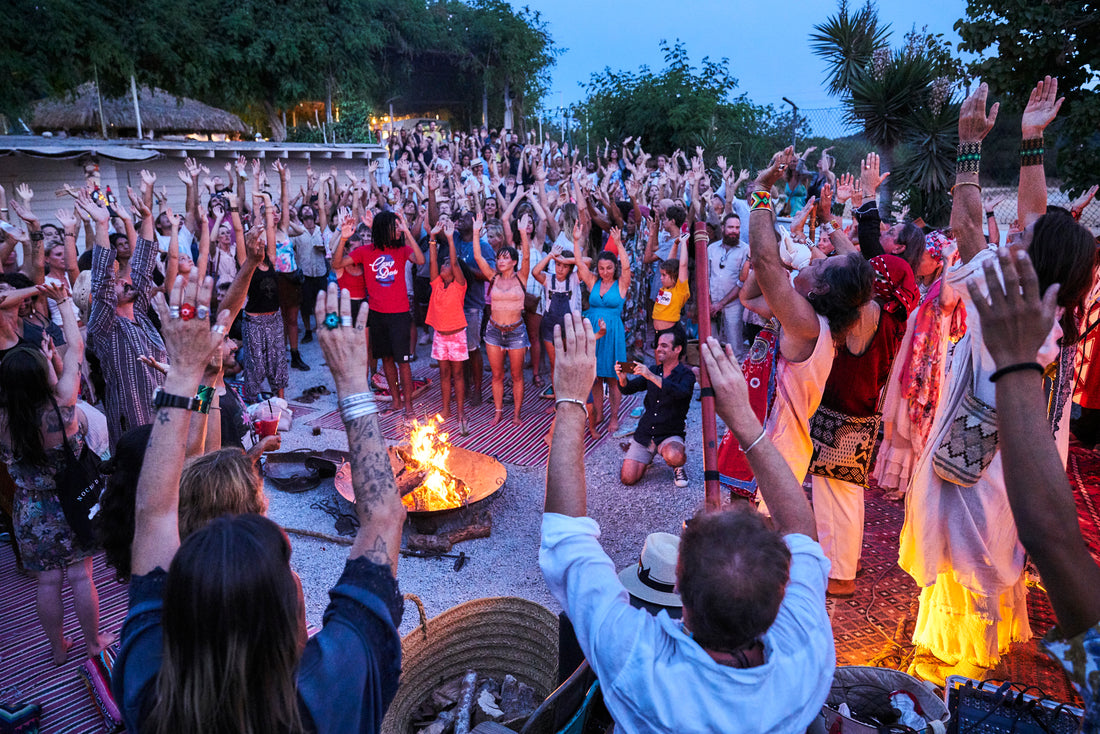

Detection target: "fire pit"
[389, 417, 506, 514]
[387, 417, 506, 549]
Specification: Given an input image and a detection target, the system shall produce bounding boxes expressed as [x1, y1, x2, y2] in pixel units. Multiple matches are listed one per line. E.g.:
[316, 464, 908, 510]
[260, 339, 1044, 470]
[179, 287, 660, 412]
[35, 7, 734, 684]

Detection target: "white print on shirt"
[657, 289, 673, 306]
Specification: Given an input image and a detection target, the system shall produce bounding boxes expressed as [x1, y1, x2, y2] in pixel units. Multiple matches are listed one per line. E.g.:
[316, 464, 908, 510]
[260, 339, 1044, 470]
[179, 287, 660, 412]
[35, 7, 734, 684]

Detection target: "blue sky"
[519, 0, 971, 112]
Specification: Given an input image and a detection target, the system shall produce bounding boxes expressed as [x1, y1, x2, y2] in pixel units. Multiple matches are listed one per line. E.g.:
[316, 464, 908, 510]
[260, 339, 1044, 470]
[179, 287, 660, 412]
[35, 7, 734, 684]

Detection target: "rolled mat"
[382, 595, 559, 734]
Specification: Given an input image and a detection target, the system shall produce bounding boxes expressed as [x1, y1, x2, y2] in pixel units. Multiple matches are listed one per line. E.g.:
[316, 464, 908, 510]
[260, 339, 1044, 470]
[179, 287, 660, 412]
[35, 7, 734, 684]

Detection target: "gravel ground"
[263, 335, 712, 636]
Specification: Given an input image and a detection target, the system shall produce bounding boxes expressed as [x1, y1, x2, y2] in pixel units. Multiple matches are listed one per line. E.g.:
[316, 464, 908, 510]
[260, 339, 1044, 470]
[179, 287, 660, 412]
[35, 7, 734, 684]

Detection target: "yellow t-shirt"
[652, 279, 690, 323]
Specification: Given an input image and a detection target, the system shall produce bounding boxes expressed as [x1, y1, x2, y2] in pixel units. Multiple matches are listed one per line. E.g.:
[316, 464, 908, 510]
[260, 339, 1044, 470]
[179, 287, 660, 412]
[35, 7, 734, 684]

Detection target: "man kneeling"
[541, 314, 834, 733]
[616, 327, 695, 488]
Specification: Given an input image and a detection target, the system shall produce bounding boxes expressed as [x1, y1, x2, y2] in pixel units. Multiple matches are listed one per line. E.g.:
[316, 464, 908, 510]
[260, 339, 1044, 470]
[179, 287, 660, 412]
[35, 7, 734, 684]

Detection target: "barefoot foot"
[51, 637, 74, 666]
[459, 420, 470, 436]
[87, 632, 117, 659]
[489, 410, 503, 427]
[512, 416, 523, 427]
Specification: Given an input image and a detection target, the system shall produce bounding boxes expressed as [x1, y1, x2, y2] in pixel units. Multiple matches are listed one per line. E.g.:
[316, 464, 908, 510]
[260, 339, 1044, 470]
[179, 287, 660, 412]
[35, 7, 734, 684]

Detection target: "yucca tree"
[811, 1, 959, 223]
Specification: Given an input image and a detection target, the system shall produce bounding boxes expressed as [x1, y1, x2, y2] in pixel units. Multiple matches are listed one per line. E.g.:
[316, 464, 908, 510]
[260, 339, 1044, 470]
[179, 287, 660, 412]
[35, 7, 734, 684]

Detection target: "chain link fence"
[792, 106, 1100, 236]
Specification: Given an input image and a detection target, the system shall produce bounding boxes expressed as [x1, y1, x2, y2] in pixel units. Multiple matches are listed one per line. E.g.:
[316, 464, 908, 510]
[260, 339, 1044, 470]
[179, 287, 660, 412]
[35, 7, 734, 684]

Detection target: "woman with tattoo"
[0, 281, 116, 665]
[112, 278, 407, 734]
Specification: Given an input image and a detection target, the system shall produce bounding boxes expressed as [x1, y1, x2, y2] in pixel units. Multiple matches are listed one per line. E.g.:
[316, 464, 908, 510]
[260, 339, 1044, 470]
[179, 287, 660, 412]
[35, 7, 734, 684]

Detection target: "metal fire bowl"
[387, 443, 507, 516]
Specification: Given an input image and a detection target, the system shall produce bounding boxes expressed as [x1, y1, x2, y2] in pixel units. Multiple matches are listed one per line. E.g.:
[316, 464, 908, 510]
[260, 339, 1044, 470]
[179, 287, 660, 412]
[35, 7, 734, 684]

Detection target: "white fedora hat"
[618, 532, 682, 608]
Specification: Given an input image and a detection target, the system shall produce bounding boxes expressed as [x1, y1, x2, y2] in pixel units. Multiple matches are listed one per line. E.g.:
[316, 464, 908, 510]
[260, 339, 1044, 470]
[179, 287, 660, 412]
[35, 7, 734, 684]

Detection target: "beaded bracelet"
[749, 191, 772, 212]
[956, 142, 981, 174]
[1020, 137, 1044, 167]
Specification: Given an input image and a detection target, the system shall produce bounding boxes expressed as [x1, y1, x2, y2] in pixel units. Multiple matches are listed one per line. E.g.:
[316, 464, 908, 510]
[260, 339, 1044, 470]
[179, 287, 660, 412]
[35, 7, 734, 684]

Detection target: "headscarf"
[870, 254, 919, 318]
[924, 230, 953, 265]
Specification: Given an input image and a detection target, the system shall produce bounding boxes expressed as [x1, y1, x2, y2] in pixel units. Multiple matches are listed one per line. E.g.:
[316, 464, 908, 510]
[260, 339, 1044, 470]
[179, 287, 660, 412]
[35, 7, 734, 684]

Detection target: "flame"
[401, 416, 469, 512]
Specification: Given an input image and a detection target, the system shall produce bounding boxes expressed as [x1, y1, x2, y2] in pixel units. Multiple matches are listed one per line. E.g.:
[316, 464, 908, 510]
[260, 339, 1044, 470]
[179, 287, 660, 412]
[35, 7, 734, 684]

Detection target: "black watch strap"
[152, 387, 202, 412]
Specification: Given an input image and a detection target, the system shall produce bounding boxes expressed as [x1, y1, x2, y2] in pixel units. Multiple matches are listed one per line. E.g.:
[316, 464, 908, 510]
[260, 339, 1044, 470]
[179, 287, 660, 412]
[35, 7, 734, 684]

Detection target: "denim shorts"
[464, 307, 484, 351]
[484, 319, 530, 350]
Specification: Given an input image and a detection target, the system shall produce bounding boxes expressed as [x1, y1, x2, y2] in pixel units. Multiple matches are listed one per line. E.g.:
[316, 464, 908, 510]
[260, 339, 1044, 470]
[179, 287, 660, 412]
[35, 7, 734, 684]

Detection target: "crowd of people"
[1, 73, 1100, 733]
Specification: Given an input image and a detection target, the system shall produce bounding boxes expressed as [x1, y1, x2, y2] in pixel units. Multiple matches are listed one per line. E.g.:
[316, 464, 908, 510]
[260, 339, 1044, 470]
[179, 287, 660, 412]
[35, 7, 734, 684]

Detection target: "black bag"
[50, 399, 104, 547]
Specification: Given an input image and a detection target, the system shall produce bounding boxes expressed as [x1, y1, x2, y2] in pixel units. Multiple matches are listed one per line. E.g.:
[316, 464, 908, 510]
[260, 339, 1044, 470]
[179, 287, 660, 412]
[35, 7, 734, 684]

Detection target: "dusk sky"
[519, 0, 972, 113]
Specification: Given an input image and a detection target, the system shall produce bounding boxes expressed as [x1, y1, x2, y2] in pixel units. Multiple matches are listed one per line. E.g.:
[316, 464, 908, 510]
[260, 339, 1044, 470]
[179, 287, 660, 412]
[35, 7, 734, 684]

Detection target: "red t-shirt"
[337, 249, 367, 300]
[352, 245, 411, 313]
[427, 276, 468, 332]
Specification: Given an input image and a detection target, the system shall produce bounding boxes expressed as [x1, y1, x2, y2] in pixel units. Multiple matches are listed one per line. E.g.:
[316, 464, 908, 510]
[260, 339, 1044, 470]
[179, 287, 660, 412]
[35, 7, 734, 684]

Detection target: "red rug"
[0, 549, 129, 733]
[307, 364, 643, 467]
[829, 456, 1099, 706]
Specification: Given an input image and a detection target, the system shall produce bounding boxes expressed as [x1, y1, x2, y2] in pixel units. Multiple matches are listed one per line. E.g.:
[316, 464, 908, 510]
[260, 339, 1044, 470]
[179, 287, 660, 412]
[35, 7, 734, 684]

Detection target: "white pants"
[811, 474, 863, 581]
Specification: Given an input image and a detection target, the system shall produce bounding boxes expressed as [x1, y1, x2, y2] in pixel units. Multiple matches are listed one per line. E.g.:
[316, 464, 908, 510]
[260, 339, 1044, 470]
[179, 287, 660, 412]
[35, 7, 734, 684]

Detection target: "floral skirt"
[10, 446, 94, 572]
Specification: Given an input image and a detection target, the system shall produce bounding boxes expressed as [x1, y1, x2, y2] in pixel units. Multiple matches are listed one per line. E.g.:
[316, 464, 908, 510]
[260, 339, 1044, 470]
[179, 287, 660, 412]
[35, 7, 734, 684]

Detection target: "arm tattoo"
[345, 414, 399, 513]
[361, 535, 390, 566]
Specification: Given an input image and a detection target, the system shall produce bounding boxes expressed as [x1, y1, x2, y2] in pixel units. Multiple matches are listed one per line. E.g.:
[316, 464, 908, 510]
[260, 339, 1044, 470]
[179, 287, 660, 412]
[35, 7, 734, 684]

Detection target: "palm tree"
[811, 1, 959, 223]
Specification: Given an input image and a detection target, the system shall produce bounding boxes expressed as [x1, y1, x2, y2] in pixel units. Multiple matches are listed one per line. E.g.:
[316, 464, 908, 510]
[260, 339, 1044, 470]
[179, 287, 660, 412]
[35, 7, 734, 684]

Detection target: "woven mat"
[831, 483, 1081, 704]
[0, 547, 129, 733]
[308, 371, 644, 467]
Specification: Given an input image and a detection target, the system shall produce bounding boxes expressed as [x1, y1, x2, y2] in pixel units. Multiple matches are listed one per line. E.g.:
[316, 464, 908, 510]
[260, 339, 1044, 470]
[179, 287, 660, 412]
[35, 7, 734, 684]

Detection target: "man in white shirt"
[707, 213, 749, 358]
[540, 315, 835, 734]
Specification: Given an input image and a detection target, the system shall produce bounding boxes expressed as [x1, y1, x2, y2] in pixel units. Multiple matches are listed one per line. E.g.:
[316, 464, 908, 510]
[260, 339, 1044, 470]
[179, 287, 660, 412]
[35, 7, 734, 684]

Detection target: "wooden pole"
[693, 221, 720, 510]
[130, 75, 143, 140]
[93, 67, 108, 139]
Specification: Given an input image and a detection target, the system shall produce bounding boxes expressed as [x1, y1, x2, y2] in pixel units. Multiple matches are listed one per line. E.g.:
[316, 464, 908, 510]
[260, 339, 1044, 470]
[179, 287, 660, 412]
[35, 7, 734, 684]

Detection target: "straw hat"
[618, 532, 682, 608]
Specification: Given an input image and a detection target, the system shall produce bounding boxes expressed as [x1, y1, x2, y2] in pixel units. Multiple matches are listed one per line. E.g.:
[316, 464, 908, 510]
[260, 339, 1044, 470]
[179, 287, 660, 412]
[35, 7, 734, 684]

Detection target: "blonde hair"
[178, 448, 266, 540]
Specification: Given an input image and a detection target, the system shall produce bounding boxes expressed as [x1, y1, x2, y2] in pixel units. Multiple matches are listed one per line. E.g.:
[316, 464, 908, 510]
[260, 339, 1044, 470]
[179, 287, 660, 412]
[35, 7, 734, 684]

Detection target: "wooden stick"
[453, 669, 479, 734]
[282, 526, 352, 546]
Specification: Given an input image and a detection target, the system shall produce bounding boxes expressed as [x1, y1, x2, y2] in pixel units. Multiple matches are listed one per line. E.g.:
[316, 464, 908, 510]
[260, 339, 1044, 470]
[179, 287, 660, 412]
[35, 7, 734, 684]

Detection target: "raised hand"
[9, 199, 37, 224]
[56, 208, 78, 230]
[859, 152, 891, 197]
[150, 275, 230, 378]
[818, 183, 833, 219]
[753, 147, 797, 191]
[700, 337, 753, 430]
[1021, 76, 1063, 139]
[552, 313, 597, 403]
[140, 169, 156, 188]
[15, 183, 33, 204]
[184, 157, 201, 179]
[272, 159, 288, 179]
[75, 190, 109, 224]
[959, 82, 1000, 144]
[836, 172, 855, 203]
[1070, 185, 1098, 217]
[314, 283, 368, 394]
[36, 280, 70, 303]
[967, 247, 1060, 369]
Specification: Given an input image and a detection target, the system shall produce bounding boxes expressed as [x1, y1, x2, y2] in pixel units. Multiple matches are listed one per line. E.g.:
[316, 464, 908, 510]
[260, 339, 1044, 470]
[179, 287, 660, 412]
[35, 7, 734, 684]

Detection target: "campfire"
[395, 417, 471, 513]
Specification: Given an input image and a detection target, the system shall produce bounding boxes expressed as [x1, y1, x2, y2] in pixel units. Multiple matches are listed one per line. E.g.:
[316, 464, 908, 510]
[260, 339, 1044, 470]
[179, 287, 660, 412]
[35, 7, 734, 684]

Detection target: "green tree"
[811, 1, 963, 224]
[955, 1, 1100, 195]
[579, 41, 792, 171]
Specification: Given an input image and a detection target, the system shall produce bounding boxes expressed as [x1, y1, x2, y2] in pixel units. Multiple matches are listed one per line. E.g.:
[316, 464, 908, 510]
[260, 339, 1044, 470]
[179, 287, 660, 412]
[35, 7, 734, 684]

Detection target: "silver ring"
[777, 164, 787, 171]
[212, 324, 226, 335]
[341, 316, 353, 327]
[169, 306, 180, 318]
[196, 305, 210, 320]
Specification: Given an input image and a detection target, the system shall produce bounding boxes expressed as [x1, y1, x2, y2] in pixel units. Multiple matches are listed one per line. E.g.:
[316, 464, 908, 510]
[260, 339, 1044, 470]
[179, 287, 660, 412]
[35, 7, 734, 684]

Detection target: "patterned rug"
[830, 480, 1084, 704]
[308, 365, 643, 467]
[0, 548, 129, 733]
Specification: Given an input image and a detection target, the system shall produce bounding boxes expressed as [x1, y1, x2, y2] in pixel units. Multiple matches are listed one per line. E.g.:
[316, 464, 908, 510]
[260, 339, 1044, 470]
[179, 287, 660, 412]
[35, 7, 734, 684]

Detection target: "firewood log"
[452, 669, 479, 734]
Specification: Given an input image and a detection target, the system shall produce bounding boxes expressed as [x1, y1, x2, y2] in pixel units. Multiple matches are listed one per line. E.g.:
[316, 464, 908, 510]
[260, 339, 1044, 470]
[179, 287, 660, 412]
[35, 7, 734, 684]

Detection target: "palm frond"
[810, 0, 892, 97]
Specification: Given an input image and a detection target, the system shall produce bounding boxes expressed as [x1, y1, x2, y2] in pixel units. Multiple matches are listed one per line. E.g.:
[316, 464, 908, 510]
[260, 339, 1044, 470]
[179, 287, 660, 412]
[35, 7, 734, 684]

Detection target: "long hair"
[96, 424, 153, 582]
[148, 514, 305, 734]
[813, 253, 874, 336]
[893, 223, 926, 274]
[0, 348, 52, 466]
[596, 251, 619, 280]
[178, 448, 266, 539]
[1029, 211, 1098, 344]
[371, 211, 402, 251]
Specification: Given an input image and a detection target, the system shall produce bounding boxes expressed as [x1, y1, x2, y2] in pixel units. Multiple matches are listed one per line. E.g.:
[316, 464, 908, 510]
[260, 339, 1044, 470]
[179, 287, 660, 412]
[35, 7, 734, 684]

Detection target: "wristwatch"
[152, 387, 203, 413]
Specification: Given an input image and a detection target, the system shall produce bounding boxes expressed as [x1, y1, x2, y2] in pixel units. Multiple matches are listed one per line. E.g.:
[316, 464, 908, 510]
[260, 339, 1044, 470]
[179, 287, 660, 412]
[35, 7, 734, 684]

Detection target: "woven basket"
[381, 595, 560, 734]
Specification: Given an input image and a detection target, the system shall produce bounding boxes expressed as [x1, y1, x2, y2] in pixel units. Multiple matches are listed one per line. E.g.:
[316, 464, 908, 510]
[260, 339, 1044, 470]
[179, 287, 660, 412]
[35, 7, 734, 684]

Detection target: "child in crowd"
[651, 232, 690, 336]
[427, 217, 470, 435]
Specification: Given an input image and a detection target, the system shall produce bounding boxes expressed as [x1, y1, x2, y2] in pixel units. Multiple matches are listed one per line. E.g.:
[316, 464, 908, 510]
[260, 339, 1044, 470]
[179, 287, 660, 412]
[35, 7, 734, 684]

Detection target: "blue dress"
[586, 280, 627, 379]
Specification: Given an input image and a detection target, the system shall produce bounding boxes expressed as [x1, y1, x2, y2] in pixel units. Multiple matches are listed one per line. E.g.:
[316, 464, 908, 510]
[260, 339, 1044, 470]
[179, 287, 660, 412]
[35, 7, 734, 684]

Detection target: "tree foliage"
[955, 1, 1100, 195]
[811, 1, 963, 225]
[578, 41, 797, 171]
[1, 0, 556, 141]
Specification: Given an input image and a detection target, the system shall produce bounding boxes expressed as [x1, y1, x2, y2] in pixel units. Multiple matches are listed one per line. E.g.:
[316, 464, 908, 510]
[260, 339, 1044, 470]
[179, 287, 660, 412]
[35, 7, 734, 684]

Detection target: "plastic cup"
[254, 405, 280, 437]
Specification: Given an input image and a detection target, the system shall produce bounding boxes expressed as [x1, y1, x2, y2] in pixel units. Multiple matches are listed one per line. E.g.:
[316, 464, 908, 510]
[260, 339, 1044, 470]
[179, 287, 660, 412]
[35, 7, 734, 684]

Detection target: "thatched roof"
[30, 83, 249, 135]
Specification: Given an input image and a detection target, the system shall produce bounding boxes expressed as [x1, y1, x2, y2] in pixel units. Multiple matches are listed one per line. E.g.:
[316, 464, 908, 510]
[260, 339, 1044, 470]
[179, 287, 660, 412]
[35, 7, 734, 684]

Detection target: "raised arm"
[273, 160, 291, 231]
[517, 213, 532, 287]
[612, 227, 631, 297]
[746, 148, 822, 348]
[132, 277, 230, 576]
[469, 214, 495, 281]
[55, 208, 81, 287]
[952, 84, 1000, 264]
[545, 313, 598, 517]
[968, 248, 1100, 637]
[676, 231, 689, 283]
[40, 282, 83, 404]
[9, 198, 44, 284]
[78, 192, 116, 340]
[218, 228, 264, 325]
[329, 211, 358, 271]
[316, 284, 405, 570]
[396, 208, 425, 266]
[572, 221, 596, 288]
[1018, 77, 1062, 229]
[702, 338, 817, 538]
